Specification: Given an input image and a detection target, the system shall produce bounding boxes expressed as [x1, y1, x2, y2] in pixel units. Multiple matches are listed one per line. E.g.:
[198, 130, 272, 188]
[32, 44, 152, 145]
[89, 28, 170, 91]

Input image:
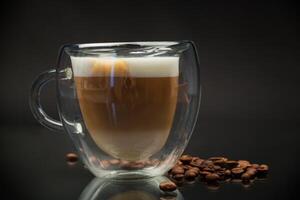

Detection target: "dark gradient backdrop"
[0, 0, 299, 199]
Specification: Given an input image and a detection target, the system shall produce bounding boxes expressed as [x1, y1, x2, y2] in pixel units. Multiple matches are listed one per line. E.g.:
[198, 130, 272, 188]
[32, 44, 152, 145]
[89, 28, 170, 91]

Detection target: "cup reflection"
[79, 176, 184, 200]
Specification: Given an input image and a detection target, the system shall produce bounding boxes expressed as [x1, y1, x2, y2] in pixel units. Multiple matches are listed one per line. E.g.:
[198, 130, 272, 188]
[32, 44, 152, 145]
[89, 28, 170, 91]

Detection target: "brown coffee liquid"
[74, 75, 178, 161]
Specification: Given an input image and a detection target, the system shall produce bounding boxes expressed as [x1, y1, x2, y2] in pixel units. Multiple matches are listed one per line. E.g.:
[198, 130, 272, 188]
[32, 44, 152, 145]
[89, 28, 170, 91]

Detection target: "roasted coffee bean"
[199, 171, 211, 176]
[241, 173, 251, 182]
[231, 167, 244, 178]
[251, 163, 259, 169]
[159, 181, 177, 192]
[190, 158, 203, 168]
[203, 160, 214, 166]
[120, 160, 130, 168]
[190, 167, 200, 174]
[129, 161, 145, 169]
[120, 161, 145, 169]
[176, 160, 183, 165]
[225, 169, 231, 176]
[208, 157, 228, 162]
[246, 168, 257, 177]
[213, 165, 222, 171]
[145, 160, 153, 166]
[260, 164, 269, 171]
[192, 156, 202, 161]
[100, 160, 111, 169]
[185, 169, 198, 180]
[180, 155, 193, 164]
[66, 153, 78, 163]
[109, 159, 120, 165]
[205, 173, 220, 182]
[224, 160, 238, 169]
[213, 159, 226, 167]
[171, 166, 185, 175]
[257, 164, 269, 177]
[173, 174, 184, 181]
[182, 165, 190, 170]
[238, 160, 251, 169]
[203, 167, 214, 172]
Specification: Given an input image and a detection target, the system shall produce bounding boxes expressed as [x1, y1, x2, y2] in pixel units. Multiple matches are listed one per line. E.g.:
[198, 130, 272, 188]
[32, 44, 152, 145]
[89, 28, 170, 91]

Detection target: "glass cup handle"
[29, 69, 64, 132]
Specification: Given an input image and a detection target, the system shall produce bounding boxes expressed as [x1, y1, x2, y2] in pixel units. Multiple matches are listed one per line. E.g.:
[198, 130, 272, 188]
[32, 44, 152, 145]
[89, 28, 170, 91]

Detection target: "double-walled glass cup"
[30, 41, 201, 179]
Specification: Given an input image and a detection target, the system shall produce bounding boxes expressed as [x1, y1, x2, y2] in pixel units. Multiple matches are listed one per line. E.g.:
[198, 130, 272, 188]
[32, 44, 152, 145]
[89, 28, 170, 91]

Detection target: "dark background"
[0, 0, 299, 199]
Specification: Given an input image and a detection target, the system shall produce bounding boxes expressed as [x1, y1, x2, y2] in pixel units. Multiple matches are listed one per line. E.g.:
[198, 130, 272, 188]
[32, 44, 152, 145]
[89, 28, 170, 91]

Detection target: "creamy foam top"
[71, 56, 179, 77]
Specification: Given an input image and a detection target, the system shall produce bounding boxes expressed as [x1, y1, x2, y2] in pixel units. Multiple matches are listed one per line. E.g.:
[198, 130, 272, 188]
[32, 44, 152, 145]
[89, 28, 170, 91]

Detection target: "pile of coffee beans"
[65, 152, 269, 192]
[159, 155, 269, 191]
[99, 159, 160, 170]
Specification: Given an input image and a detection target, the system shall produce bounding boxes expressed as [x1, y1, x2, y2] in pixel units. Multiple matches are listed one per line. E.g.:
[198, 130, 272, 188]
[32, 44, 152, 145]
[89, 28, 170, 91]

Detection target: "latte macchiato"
[71, 57, 179, 161]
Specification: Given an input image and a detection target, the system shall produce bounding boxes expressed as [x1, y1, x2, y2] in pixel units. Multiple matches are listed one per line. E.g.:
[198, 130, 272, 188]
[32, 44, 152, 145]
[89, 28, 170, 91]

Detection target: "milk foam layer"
[71, 57, 179, 77]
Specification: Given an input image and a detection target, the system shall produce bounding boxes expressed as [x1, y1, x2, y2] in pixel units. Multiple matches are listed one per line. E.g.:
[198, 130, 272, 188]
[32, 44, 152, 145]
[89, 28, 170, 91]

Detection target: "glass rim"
[62, 40, 194, 57]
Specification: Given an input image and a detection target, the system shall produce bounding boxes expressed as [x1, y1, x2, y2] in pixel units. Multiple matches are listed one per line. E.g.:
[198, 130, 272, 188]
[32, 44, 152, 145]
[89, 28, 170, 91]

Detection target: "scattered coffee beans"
[165, 154, 269, 191]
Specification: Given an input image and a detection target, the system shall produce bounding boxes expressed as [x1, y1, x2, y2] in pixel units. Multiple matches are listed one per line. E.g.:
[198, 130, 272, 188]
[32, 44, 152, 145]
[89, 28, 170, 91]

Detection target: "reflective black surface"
[1, 117, 298, 199]
[0, 0, 298, 199]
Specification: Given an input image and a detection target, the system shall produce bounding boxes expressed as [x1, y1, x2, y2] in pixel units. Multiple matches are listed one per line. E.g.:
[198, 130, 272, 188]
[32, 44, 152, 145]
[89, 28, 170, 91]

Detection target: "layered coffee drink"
[71, 56, 179, 161]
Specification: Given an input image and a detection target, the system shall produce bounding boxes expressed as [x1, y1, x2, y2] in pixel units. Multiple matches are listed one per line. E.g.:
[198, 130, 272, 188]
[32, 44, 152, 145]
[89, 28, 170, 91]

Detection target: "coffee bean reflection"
[108, 190, 156, 200]
[78, 176, 183, 200]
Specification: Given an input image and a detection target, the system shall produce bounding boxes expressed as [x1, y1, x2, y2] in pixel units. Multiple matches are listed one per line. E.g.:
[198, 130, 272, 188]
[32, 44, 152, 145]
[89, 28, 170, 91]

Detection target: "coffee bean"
[173, 173, 184, 181]
[176, 160, 183, 165]
[182, 165, 190, 170]
[260, 164, 269, 171]
[238, 160, 251, 169]
[241, 173, 251, 183]
[203, 167, 214, 172]
[213, 165, 222, 171]
[109, 159, 120, 165]
[257, 164, 269, 177]
[100, 160, 111, 169]
[205, 173, 220, 182]
[171, 166, 185, 175]
[159, 181, 177, 192]
[128, 161, 145, 169]
[185, 169, 198, 180]
[66, 153, 78, 163]
[190, 167, 200, 174]
[246, 167, 257, 177]
[251, 163, 260, 169]
[180, 155, 193, 164]
[208, 157, 228, 162]
[213, 159, 227, 167]
[231, 167, 244, 178]
[224, 160, 238, 169]
[190, 158, 204, 168]
[119, 160, 130, 169]
[192, 156, 202, 161]
[225, 169, 231, 176]
[203, 160, 214, 166]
